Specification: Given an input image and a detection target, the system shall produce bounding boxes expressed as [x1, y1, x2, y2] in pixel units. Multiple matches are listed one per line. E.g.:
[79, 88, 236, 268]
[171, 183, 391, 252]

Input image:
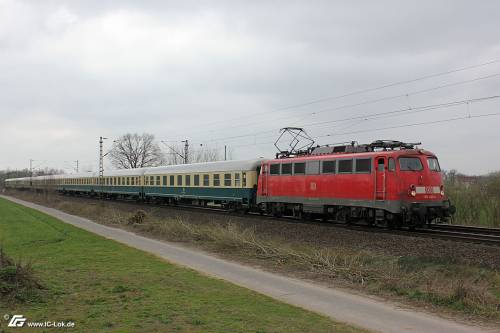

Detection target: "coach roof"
[144, 159, 265, 175]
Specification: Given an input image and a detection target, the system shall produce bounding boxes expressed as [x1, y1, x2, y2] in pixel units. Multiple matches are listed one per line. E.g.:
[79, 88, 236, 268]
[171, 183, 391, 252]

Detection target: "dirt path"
[2, 195, 496, 333]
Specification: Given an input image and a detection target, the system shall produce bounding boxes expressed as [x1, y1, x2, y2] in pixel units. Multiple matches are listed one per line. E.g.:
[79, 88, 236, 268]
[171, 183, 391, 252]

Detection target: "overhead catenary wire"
[196, 94, 500, 145]
[226, 104, 500, 148]
[169, 59, 500, 139]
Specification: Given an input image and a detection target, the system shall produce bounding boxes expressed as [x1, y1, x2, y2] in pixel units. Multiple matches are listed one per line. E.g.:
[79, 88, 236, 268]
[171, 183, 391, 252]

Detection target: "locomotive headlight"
[440, 185, 445, 196]
[409, 184, 416, 197]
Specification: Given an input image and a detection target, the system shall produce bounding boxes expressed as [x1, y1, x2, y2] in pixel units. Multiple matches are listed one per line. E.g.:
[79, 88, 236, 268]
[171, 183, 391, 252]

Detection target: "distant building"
[456, 175, 480, 187]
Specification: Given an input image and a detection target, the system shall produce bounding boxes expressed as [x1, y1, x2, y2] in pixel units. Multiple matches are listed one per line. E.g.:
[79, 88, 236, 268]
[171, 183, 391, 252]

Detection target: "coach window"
[163, 176, 167, 186]
[213, 174, 220, 186]
[322, 160, 336, 174]
[306, 160, 320, 175]
[167, 175, 173, 186]
[127, 177, 130, 186]
[338, 159, 353, 173]
[234, 173, 241, 186]
[388, 158, 395, 172]
[131, 177, 135, 186]
[203, 174, 210, 186]
[281, 163, 292, 175]
[186, 175, 191, 186]
[224, 173, 232, 186]
[194, 174, 200, 186]
[177, 175, 183, 186]
[156, 176, 160, 186]
[355, 158, 372, 173]
[293, 162, 305, 175]
[149, 176, 154, 185]
[242, 173, 247, 187]
[270, 164, 280, 175]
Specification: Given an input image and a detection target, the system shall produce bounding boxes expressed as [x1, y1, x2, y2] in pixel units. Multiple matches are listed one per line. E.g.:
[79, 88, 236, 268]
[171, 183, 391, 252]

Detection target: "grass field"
[0, 198, 364, 333]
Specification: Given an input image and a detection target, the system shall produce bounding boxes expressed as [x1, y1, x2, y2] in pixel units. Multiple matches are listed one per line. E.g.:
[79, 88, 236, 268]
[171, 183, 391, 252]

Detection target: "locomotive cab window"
[427, 157, 441, 171]
[293, 163, 305, 175]
[388, 158, 396, 172]
[338, 159, 353, 173]
[270, 164, 280, 175]
[399, 157, 423, 171]
[355, 158, 372, 173]
[281, 163, 292, 175]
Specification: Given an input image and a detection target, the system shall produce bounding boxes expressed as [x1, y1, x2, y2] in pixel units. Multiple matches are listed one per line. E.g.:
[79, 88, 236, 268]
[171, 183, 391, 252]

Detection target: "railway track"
[8, 191, 500, 246]
[420, 224, 500, 246]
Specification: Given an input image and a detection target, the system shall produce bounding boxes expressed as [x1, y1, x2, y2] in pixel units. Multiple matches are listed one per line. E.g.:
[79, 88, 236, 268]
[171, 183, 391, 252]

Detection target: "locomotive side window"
[281, 163, 292, 175]
[293, 163, 305, 175]
[322, 160, 336, 174]
[427, 157, 441, 171]
[270, 164, 280, 175]
[355, 158, 372, 173]
[338, 159, 353, 173]
[388, 158, 395, 171]
[399, 157, 423, 171]
[306, 161, 320, 175]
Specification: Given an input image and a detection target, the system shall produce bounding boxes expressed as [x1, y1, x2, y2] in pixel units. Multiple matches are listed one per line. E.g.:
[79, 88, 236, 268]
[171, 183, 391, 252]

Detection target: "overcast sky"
[1, 0, 499, 174]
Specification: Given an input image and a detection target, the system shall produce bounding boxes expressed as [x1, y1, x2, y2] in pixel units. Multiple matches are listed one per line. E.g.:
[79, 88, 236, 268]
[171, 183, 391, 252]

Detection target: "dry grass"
[6, 190, 500, 322]
[0, 247, 43, 303]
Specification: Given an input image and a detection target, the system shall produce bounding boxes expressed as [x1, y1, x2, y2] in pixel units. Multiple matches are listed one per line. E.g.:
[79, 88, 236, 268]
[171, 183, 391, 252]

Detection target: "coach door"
[375, 157, 386, 200]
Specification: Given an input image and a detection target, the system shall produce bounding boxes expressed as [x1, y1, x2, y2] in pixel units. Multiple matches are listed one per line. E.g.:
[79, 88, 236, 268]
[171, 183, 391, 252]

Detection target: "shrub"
[0, 247, 43, 302]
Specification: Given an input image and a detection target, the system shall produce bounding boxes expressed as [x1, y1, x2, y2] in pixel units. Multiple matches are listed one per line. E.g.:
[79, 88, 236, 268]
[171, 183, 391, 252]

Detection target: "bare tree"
[164, 144, 227, 165]
[109, 133, 165, 169]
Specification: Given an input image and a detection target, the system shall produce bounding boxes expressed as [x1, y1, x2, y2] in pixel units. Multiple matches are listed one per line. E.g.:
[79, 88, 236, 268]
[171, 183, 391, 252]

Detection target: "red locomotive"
[257, 140, 455, 227]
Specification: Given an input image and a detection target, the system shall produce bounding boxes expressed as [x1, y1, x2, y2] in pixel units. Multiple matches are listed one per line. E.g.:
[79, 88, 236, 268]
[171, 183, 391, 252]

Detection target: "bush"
[0, 247, 43, 302]
[444, 171, 500, 227]
[127, 210, 147, 225]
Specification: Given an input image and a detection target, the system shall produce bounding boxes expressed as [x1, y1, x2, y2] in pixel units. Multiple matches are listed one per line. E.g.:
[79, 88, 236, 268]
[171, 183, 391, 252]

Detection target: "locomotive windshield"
[399, 157, 423, 171]
[427, 157, 441, 171]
